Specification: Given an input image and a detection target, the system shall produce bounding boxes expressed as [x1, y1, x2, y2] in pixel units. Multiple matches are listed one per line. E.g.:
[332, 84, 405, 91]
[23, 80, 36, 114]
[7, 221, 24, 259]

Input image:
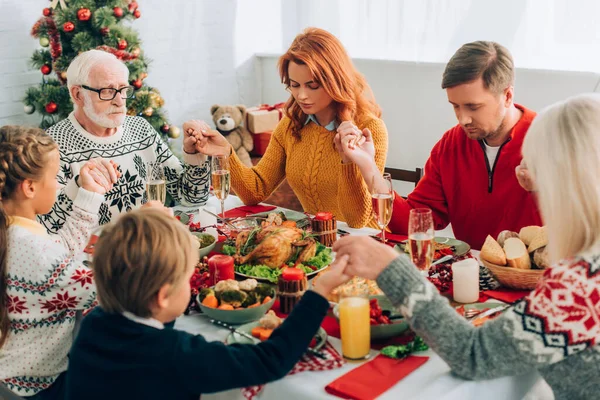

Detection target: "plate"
[234, 264, 330, 283]
[332, 295, 410, 341]
[226, 320, 328, 351]
[395, 236, 471, 259]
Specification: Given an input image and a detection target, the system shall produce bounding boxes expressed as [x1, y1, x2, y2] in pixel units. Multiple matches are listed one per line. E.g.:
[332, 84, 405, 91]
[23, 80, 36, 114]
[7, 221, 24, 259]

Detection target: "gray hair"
[522, 93, 600, 262]
[66, 50, 129, 95]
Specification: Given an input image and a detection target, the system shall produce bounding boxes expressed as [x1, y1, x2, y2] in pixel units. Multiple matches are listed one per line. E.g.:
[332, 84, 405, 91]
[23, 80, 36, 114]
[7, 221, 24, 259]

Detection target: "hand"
[332, 236, 399, 281]
[183, 120, 211, 154]
[515, 159, 535, 192]
[183, 120, 230, 156]
[334, 121, 363, 164]
[311, 254, 353, 298]
[79, 159, 120, 194]
[335, 127, 376, 168]
[142, 200, 174, 217]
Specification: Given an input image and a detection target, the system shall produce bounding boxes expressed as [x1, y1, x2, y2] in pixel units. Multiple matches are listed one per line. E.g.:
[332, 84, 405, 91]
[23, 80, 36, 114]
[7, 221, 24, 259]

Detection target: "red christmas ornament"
[100, 27, 110, 36]
[117, 39, 128, 50]
[133, 9, 141, 19]
[131, 79, 142, 90]
[42, 8, 52, 17]
[160, 124, 170, 134]
[77, 8, 91, 21]
[40, 64, 52, 75]
[45, 102, 58, 114]
[113, 7, 124, 18]
[128, 1, 139, 12]
[63, 22, 75, 32]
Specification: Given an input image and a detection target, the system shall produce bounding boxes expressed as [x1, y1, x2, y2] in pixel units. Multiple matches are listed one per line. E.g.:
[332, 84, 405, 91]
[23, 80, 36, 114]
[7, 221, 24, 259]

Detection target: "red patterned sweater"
[0, 188, 102, 397]
[377, 252, 600, 399]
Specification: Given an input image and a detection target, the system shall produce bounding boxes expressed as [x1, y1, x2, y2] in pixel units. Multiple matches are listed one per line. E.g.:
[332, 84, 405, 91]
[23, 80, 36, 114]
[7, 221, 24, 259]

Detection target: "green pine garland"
[380, 336, 429, 359]
[23, 0, 174, 142]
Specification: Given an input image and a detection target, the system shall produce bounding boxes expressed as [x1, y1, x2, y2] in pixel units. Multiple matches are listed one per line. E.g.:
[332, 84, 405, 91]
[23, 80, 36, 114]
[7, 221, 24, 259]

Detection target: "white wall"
[257, 54, 600, 196]
[0, 0, 46, 127]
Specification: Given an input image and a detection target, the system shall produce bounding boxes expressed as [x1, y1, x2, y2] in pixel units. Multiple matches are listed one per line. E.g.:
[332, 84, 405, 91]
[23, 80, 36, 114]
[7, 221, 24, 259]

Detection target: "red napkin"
[219, 204, 277, 218]
[482, 289, 530, 303]
[325, 355, 429, 400]
[272, 300, 341, 338]
[376, 232, 408, 247]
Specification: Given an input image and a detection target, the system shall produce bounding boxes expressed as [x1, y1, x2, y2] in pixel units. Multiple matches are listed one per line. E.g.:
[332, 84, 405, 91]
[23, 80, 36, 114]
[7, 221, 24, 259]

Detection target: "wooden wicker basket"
[481, 259, 544, 290]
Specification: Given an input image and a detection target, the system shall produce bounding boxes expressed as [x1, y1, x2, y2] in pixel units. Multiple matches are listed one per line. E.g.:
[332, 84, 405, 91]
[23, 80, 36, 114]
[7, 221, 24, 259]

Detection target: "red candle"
[314, 212, 333, 221]
[281, 267, 305, 281]
[208, 255, 235, 285]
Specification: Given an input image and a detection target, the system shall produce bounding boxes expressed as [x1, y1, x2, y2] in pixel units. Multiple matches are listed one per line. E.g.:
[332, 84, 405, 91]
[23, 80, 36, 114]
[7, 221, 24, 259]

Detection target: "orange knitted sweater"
[229, 117, 388, 228]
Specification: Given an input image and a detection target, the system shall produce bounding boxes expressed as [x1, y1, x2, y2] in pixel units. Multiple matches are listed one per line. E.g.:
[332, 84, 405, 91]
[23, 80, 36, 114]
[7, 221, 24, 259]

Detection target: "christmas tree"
[23, 0, 180, 141]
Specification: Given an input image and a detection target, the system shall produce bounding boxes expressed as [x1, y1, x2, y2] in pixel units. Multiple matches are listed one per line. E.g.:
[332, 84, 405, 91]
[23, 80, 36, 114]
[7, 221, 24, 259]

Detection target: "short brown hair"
[442, 41, 514, 93]
[92, 208, 196, 317]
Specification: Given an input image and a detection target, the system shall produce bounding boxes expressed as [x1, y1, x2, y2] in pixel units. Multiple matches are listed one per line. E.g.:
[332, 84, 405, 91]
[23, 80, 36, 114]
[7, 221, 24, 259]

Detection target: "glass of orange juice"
[339, 284, 371, 360]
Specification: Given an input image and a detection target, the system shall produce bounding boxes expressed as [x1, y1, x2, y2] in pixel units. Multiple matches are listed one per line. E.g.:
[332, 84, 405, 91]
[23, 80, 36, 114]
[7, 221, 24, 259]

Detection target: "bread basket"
[481, 259, 544, 290]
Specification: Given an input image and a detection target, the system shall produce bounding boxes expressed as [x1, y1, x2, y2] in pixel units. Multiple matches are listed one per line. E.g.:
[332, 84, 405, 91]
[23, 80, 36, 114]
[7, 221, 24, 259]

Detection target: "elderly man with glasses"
[42, 50, 210, 232]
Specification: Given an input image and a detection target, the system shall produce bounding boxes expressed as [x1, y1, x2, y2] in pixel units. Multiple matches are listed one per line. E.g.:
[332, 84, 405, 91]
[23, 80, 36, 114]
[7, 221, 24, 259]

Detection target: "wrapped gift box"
[246, 103, 284, 134]
[251, 131, 272, 156]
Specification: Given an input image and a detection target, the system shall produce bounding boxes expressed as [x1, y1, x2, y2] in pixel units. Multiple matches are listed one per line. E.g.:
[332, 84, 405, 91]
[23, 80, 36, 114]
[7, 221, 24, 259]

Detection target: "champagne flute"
[211, 155, 230, 222]
[408, 208, 435, 274]
[371, 172, 394, 243]
[146, 161, 166, 204]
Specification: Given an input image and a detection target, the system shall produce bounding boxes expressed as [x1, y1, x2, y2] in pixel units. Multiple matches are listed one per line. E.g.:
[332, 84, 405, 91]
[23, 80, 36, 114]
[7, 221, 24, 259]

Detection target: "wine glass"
[371, 172, 394, 243]
[146, 161, 166, 204]
[211, 155, 230, 222]
[408, 208, 435, 274]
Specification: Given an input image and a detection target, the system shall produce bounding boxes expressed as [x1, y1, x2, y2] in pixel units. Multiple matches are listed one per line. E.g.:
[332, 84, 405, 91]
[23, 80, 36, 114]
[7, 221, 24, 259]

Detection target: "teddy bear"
[210, 104, 254, 167]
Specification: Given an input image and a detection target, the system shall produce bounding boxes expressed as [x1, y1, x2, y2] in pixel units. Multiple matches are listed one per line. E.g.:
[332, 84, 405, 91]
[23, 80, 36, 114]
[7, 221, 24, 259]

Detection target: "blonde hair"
[522, 93, 600, 262]
[0, 125, 58, 348]
[92, 208, 197, 317]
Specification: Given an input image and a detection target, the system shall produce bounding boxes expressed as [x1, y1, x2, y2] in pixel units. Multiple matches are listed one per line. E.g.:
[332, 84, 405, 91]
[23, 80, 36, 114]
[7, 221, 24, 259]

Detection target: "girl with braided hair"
[0, 126, 114, 399]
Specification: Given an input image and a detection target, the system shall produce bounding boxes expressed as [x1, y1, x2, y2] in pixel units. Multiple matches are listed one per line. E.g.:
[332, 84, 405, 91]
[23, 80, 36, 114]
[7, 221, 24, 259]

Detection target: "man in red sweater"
[335, 41, 542, 250]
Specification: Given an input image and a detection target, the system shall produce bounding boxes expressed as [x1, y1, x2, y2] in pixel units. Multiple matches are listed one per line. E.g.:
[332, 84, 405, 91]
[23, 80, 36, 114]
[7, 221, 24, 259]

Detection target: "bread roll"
[528, 226, 548, 253]
[533, 246, 550, 269]
[504, 238, 531, 269]
[519, 226, 542, 246]
[481, 235, 507, 265]
[497, 230, 519, 247]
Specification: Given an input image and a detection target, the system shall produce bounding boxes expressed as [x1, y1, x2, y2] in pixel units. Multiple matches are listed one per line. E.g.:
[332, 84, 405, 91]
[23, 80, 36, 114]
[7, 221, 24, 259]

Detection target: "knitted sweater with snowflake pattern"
[41, 113, 210, 233]
[0, 188, 102, 397]
[377, 253, 600, 400]
[229, 116, 388, 228]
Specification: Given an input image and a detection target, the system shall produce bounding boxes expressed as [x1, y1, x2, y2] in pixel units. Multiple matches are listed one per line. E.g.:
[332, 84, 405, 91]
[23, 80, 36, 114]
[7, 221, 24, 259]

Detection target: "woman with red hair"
[185, 28, 388, 228]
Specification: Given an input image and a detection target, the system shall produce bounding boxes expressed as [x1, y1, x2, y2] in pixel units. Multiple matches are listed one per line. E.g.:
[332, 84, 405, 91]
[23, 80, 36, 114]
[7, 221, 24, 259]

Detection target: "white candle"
[452, 258, 480, 303]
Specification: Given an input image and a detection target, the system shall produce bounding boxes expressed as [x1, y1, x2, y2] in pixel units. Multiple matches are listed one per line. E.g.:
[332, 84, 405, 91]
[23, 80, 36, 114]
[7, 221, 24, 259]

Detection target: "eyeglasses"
[81, 85, 135, 101]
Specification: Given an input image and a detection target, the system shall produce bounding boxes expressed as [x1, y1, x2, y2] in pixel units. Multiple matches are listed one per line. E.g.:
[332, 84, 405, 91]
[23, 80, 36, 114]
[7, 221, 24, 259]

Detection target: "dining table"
[173, 196, 546, 400]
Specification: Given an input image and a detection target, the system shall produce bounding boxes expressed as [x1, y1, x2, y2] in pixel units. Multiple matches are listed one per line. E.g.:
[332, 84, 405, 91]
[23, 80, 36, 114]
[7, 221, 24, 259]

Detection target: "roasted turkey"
[235, 225, 317, 268]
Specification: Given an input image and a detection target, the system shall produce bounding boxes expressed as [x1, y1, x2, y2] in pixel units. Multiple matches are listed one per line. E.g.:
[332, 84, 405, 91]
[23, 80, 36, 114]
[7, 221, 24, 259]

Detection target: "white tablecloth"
[174, 196, 546, 400]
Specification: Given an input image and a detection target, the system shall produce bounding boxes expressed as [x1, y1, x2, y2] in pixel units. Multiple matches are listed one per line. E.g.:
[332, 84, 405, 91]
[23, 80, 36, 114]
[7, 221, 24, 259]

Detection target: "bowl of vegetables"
[196, 279, 276, 324]
[333, 295, 409, 341]
[191, 232, 217, 258]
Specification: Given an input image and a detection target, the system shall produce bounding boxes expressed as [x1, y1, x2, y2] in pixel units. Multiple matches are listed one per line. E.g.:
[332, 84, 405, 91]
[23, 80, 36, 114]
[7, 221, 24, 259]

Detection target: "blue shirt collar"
[305, 114, 338, 131]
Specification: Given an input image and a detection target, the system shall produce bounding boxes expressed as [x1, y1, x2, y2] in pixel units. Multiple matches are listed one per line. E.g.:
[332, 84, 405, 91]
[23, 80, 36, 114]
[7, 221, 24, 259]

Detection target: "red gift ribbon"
[256, 102, 285, 119]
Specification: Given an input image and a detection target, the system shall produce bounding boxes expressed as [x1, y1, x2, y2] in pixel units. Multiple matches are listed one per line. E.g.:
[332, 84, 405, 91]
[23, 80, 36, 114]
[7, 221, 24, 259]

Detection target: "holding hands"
[183, 120, 231, 156]
[331, 236, 399, 280]
[334, 121, 376, 168]
[79, 158, 121, 194]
